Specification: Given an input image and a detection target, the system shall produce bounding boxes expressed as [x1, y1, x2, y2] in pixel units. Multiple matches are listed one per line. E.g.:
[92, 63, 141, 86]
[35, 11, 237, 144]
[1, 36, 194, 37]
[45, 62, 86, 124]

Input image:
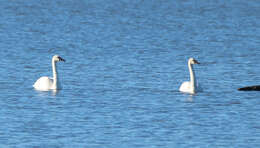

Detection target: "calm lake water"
[0, 0, 260, 147]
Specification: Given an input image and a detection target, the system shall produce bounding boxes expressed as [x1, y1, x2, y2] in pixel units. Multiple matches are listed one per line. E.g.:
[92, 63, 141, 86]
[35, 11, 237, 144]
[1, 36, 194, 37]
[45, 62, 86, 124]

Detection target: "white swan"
[179, 58, 200, 94]
[33, 55, 65, 91]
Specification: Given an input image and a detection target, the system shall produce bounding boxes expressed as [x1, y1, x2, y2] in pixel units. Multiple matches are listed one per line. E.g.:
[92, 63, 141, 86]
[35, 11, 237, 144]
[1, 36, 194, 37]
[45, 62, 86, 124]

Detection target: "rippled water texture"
[0, 0, 260, 147]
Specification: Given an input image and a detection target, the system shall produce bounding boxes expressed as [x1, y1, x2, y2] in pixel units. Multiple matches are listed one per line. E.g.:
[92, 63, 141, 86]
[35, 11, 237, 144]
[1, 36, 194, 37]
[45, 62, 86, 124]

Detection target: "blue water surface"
[0, 0, 260, 147]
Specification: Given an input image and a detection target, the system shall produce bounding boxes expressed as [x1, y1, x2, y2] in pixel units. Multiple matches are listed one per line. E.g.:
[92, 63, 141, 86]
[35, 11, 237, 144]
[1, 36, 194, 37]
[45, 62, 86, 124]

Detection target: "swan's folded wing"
[179, 81, 190, 92]
[33, 76, 53, 91]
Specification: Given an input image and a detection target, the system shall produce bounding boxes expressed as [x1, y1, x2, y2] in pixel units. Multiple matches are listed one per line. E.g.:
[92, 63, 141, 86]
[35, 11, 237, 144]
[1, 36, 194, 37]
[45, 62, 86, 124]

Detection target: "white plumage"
[179, 58, 200, 94]
[33, 55, 65, 91]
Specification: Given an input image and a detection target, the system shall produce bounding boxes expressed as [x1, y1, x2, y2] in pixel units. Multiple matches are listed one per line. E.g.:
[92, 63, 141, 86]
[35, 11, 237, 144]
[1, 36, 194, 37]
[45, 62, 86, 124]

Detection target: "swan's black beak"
[58, 57, 65, 62]
[194, 60, 200, 64]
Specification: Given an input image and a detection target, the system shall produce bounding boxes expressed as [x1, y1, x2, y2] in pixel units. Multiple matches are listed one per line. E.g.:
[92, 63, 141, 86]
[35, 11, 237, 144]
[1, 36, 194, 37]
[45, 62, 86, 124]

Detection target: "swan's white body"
[179, 58, 200, 94]
[33, 55, 65, 91]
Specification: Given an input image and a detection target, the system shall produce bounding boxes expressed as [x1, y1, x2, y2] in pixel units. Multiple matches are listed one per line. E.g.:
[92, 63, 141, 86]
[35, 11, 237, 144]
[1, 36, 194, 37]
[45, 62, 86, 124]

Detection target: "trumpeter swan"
[33, 55, 65, 91]
[179, 58, 200, 94]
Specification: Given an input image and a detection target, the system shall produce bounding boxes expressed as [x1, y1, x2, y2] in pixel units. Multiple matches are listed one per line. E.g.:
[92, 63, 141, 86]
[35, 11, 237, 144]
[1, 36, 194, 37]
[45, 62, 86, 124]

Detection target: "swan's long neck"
[52, 59, 58, 89]
[188, 62, 196, 91]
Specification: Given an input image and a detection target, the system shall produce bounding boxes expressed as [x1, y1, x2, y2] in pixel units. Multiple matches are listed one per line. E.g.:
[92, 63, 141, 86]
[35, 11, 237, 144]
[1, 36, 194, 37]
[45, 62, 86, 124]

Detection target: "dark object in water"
[238, 85, 260, 91]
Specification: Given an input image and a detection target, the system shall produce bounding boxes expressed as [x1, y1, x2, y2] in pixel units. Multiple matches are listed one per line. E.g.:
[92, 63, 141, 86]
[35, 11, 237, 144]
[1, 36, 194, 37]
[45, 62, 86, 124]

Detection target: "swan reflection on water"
[34, 89, 60, 96]
[186, 95, 194, 102]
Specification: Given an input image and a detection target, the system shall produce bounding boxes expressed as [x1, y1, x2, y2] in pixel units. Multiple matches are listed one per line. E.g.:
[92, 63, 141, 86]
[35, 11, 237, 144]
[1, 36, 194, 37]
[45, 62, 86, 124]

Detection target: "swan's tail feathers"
[238, 85, 260, 91]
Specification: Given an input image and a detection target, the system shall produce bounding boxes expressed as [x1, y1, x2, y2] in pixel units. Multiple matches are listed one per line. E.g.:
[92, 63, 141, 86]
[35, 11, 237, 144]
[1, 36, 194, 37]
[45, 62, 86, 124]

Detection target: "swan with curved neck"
[179, 58, 200, 94]
[33, 55, 65, 91]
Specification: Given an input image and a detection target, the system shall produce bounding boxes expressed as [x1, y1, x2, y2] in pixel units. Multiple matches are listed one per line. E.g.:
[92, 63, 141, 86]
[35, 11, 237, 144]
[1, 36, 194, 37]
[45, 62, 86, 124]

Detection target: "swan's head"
[189, 58, 200, 65]
[53, 55, 65, 62]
